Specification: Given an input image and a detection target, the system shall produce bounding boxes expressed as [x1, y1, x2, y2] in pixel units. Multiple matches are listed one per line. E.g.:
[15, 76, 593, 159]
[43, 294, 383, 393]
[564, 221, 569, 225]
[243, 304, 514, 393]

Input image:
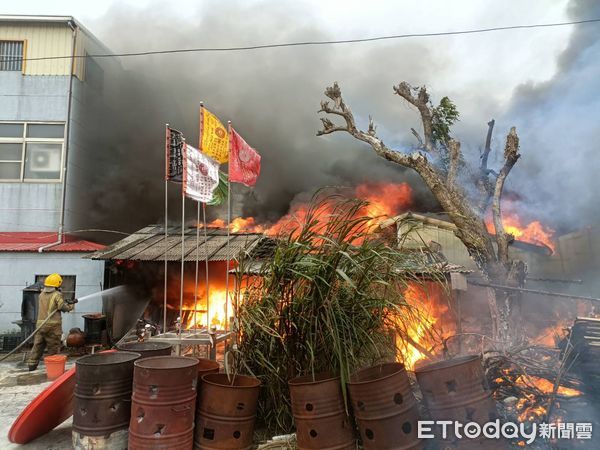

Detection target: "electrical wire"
[13, 17, 600, 63]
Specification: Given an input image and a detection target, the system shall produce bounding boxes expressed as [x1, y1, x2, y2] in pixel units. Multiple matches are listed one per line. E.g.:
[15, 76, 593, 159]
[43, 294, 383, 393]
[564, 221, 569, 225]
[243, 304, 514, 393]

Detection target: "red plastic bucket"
[44, 355, 67, 381]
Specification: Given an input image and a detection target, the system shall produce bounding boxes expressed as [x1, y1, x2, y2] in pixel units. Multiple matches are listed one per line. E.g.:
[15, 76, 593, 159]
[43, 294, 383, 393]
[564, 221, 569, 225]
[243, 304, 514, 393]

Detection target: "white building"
[0, 15, 122, 335]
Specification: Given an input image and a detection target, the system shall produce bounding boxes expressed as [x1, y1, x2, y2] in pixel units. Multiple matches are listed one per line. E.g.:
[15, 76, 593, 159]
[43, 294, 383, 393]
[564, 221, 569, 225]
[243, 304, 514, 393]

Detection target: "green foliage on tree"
[431, 96, 460, 145]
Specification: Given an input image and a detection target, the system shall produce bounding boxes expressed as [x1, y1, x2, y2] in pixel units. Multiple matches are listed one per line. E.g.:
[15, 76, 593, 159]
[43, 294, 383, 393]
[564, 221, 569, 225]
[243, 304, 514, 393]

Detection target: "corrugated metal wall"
[397, 219, 557, 276]
[0, 22, 72, 75]
[398, 221, 478, 269]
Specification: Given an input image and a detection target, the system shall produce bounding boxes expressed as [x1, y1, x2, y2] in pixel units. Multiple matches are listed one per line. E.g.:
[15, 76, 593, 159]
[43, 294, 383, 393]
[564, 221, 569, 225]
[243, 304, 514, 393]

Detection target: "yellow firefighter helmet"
[44, 273, 63, 288]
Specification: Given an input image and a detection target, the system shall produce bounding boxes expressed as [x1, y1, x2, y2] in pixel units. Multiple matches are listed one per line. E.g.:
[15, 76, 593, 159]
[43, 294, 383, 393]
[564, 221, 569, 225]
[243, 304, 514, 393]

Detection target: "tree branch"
[447, 139, 461, 185]
[476, 119, 496, 214]
[481, 119, 495, 171]
[317, 82, 423, 169]
[410, 127, 424, 147]
[393, 82, 436, 154]
[492, 127, 521, 265]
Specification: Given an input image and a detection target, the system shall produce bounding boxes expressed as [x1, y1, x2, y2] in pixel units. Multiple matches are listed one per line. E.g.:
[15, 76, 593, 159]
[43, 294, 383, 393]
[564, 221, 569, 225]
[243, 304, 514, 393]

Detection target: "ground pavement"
[0, 355, 75, 449]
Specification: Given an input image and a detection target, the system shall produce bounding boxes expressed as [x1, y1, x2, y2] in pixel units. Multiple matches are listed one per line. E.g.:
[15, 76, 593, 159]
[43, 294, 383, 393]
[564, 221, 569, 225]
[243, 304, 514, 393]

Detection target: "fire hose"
[0, 298, 79, 363]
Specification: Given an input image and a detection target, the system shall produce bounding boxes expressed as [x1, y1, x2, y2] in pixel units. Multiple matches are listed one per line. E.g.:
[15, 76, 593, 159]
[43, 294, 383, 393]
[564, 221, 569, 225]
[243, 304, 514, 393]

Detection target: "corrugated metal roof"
[0, 232, 105, 252]
[87, 225, 272, 262]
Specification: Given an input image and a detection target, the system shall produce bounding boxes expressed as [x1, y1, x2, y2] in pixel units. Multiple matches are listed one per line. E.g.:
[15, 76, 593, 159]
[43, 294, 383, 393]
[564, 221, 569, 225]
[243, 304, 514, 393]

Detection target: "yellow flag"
[200, 107, 229, 163]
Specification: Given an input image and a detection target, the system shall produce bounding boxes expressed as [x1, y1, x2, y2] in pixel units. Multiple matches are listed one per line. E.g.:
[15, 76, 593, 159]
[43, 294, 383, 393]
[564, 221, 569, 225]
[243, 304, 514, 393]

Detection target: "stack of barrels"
[71, 341, 262, 450]
[72, 341, 492, 450]
[288, 355, 495, 450]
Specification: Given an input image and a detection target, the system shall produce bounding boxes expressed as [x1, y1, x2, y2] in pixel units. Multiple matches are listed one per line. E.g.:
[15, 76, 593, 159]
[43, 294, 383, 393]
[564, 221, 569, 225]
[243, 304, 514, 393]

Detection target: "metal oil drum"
[288, 373, 355, 450]
[129, 356, 199, 450]
[348, 363, 423, 450]
[73, 351, 140, 440]
[414, 355, 499, 449]
[195, 358, 220, 411]
[195, 358, 220, 383]
[195, 373, 261, 450]
[117, 341, 172, 358]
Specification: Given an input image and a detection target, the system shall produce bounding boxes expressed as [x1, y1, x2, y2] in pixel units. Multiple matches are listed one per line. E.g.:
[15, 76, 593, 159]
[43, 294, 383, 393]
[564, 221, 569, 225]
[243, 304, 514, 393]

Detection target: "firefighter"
[26, 273, 74, 371]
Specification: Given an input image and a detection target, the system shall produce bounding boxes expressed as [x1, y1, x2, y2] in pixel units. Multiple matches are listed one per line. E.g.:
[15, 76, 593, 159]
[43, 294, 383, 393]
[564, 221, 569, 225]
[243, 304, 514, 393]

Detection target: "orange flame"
[485, 212, 555, 252]
[182, 287, 231, 330]
[205, 182, 414, 235]
[160, 261, 234, 331]
[516, 394, 547, 422]
[516, 375, 582, 397]
[396, 282, 454, 371]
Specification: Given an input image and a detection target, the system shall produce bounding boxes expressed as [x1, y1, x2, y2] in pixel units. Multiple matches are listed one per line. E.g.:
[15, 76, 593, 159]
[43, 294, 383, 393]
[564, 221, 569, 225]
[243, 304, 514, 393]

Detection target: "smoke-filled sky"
[6, 0, 599, 235]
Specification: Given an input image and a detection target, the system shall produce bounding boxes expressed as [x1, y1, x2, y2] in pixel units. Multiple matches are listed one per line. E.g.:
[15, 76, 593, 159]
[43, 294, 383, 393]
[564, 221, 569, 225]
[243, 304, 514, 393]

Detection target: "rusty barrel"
[129, 356, 199, 450]
[195, 359, 220, 410]
[288, 373, 355, 450]
[73, 351, 140, 439]
[195, 373, 261, 450]
[195, 358, 220, 383]
[117, 341, 173, 358]
[348, 363, 423, 450]
[415, 355, 498, 448]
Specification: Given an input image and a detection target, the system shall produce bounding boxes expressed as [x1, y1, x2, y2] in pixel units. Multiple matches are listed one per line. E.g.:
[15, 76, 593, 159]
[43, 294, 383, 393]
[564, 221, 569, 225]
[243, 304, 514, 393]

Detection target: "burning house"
[87, 225, 275, 338]
[380, 212, 600, 357]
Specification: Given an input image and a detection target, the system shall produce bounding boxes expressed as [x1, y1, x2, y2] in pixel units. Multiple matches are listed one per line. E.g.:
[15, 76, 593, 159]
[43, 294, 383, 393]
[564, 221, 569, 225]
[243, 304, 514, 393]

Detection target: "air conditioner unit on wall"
[28, 147, 61, 172]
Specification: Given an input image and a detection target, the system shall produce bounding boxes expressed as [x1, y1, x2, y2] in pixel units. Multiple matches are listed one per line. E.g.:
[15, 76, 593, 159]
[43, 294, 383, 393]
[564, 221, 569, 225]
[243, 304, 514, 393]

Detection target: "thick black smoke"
[499, 0, 600, 232]
[68, 0, 597, 240]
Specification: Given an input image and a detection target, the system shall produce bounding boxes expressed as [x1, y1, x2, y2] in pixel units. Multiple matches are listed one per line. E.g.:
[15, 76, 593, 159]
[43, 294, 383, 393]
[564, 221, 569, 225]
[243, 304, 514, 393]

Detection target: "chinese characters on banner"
[200, 108, 229, 163]
[165, 126, 184, 182]
[183, 143, 220, 203]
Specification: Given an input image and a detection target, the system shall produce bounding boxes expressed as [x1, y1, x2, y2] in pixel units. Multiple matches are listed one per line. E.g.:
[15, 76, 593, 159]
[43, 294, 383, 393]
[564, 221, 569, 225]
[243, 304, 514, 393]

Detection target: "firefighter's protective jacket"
[36, 287, 71, 326]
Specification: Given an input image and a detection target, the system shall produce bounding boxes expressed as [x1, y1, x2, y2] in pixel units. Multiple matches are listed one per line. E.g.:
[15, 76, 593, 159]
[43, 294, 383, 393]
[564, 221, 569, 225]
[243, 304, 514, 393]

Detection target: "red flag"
[229, 127, 261, 187]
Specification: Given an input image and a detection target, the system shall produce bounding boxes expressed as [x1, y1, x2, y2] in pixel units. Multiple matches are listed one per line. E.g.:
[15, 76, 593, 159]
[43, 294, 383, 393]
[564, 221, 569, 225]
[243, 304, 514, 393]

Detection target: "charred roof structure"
[88, 225, 276, 263]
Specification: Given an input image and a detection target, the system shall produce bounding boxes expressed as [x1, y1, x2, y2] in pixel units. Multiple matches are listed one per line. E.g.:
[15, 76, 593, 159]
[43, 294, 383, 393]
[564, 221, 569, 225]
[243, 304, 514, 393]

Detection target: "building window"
[35, 275, 77, 303]
[0, 122, 65, 181]
[0, 41, 24, 72]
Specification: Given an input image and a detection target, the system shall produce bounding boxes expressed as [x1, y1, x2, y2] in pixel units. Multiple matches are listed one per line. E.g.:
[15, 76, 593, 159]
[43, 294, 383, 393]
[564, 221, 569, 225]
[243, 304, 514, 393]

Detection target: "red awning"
[0, 232, 105, 252]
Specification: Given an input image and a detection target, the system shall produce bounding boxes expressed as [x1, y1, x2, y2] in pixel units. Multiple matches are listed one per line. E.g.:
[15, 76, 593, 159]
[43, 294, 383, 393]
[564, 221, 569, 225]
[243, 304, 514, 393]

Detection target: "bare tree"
[317, 82, 526, 342]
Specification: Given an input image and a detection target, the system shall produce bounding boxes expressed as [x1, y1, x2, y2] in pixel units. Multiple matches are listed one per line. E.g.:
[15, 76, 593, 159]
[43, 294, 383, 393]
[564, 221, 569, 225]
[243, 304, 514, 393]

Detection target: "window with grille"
[0, 122, 65, 181]
[35, 275, 77, 303]
[0, 41, 24, 72]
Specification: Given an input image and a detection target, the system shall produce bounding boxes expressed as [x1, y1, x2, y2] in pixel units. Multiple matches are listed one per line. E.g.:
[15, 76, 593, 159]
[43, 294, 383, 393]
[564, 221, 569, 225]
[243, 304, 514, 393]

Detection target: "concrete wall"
[63, 37, 123, 234]
[0, 72, 69, 120]
[0, 252, 104, 334]
[0, 72, 69, 232]
[0, 21, 122, 234]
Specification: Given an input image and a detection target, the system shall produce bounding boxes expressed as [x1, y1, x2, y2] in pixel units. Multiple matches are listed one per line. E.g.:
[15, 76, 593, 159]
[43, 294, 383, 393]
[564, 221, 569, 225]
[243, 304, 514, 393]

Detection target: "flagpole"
[178, 139, 187, 347]
[193, 202, 200, 333]
[164, 123, 169, 334]
[225, 121, 232, 334]
[193, 102, 205, 335]
[199, 101, 211, 332]
[202, 202, 210, 331]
